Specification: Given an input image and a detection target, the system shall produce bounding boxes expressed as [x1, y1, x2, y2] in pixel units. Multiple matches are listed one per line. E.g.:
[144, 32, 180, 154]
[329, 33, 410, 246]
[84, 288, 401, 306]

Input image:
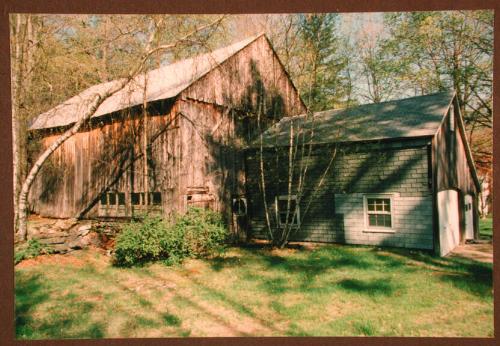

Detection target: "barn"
[244, 91, 481, 256]
[27, 34, 306, 237]
[28, 33, 480, 256]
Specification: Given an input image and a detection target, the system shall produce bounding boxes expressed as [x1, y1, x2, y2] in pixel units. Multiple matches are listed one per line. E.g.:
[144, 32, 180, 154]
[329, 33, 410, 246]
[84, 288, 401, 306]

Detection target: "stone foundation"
[25, 217, 123, 254]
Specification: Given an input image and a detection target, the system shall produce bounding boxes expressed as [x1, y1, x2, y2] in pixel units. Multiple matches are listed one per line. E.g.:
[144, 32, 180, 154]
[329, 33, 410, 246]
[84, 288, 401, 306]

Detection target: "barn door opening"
[232, 196, 248, 242]
[464, 194, 474, 241]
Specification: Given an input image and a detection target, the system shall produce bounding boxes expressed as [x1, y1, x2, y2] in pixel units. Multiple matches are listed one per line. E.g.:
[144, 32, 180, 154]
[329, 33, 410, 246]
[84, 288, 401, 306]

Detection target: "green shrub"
[164, 207, 228, 262]
[113, 216, 169, 267]
[14, 239, 53, 265]
[113, 208, 228, 267]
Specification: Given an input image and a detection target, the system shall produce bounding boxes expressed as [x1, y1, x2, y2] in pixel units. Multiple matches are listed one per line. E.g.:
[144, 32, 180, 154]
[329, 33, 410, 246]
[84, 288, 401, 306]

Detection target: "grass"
[479, 215, 493, 240]
[15, 242, 493, 338]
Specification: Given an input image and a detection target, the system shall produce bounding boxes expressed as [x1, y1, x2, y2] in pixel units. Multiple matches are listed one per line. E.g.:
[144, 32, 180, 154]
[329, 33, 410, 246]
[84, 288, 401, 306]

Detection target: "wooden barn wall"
[30, 104, 181, 218]
[435, 99, 477, 195]
[181, 35, 306, 140]
[245, 138, 435, 249]
[176, 100, 241, 219]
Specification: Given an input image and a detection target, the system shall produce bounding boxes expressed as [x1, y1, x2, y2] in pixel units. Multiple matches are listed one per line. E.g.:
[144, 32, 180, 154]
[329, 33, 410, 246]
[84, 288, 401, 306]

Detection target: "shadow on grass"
[15, 273, 50, 339]
[15, 271, 106, 339]
[337, 278, 399, 296]
[214, 243, 492, 300]
[382, 248, 492, 298]
[216, 245, 377, 294]
[210, 256, 241, 272]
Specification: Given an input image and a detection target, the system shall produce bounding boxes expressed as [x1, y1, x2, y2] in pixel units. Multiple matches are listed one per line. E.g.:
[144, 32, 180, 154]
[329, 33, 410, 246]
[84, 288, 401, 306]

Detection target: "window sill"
[363, 228, 396, 234]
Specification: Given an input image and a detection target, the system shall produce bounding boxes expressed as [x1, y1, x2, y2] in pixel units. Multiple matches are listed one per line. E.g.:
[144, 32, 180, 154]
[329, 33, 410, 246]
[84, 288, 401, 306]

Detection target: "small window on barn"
[364, 195, 394, 231]
[151, 192, 162, 205]
[100, 193, 107, 205]
[131, 193, 140, 205]
[118, 193, 126, 206]
[108, 193, 116, 205]
[276, 195, 300, 227]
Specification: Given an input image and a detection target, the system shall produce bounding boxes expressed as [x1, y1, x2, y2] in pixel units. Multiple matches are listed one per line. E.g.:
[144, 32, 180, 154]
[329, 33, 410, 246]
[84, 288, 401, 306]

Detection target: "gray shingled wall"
[246, 138, 434, 250]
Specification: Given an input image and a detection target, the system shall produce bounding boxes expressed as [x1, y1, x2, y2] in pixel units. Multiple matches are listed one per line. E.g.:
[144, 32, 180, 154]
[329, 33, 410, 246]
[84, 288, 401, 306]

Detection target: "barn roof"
[254, 91, 455, 147]
[29, 34, 263, 130]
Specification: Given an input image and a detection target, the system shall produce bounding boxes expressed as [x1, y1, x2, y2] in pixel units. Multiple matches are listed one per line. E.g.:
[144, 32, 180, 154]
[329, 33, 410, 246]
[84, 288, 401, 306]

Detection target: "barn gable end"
[432, 94, 481, 255]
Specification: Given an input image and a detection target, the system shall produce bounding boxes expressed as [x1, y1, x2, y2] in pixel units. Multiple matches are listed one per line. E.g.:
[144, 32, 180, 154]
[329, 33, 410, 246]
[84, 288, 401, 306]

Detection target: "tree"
[356, 29, 406, 103]
[297, 14, 350, 111]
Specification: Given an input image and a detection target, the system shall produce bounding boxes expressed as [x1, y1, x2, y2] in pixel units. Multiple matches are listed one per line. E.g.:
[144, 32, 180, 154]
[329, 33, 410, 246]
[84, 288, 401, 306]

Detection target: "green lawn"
[15, 244, 493, 338]
[479, 216, 493, 240]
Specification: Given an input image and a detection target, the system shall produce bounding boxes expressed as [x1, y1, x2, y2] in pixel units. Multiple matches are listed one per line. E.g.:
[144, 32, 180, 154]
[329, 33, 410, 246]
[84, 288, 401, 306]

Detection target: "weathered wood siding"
[245, 138, 435, 249]
[435, 98, 477, 195]
[182, 35, 305, 121]
[30, 101, 181, 218]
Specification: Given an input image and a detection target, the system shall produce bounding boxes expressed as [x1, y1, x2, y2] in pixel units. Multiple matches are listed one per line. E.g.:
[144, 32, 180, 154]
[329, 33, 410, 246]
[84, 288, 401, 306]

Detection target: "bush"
[165, 207, 228, 262]
[113, 215, 169, 267]
[14, 239, 53, 265]
[113, 208, 228, 267]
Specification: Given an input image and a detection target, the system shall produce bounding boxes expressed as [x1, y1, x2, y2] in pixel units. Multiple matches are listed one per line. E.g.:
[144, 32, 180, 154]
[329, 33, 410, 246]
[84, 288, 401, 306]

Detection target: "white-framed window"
[363, 194, 394, 232]
[276, 195, 300, 227]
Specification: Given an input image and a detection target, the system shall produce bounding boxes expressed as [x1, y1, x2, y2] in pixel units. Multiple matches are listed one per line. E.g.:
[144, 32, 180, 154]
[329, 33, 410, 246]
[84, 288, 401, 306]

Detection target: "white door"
[464, 194, 474, 240]
[438, 190, 460, 256]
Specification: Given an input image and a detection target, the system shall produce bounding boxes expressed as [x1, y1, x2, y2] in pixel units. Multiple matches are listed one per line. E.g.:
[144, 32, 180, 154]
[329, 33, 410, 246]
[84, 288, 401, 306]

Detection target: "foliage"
[297, 14, 351, 111]
[14, 239, 53, 264]
[383, 11, 493, 173]
[163, 207, 228, 264]
[113, 215, 169, 267]
[113, 208, 228, 267]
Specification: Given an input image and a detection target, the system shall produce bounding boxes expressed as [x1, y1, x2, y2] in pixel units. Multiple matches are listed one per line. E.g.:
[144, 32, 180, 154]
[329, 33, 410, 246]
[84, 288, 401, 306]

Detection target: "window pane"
[108, 193, 116, 205]
[118, 193, 125, 205]
[384, 215, 392, 227]
[100, 194, 107, 205]
[131, 193, 140, 205]
[152, 192, 162, 205]
[369, 214, 377, 226]
[375, 202, 383, 211]
[384, 200, 391, 212]
[368, 202, 375, 211]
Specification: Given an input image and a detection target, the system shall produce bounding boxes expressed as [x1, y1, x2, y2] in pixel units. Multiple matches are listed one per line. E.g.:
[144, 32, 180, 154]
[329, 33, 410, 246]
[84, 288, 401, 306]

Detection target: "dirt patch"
[16, 252, 87, 269]
[449, 243, 493, 263]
